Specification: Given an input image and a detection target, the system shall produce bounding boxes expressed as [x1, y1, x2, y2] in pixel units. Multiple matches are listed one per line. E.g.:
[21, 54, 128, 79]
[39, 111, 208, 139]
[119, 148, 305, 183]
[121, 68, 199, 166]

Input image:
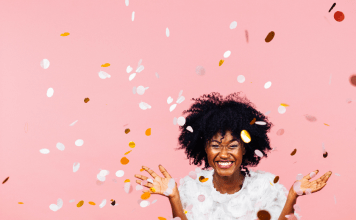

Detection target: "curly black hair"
[175, 92, 274, 178]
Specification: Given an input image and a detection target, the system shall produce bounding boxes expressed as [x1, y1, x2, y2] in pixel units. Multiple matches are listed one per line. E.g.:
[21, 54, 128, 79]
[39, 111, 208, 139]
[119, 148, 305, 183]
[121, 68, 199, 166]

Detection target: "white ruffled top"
[178, 169, 301, 220]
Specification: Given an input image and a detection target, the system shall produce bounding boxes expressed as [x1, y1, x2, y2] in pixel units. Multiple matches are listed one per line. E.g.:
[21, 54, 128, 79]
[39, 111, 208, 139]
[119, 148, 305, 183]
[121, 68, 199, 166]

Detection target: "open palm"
[292, 170, 332, 196]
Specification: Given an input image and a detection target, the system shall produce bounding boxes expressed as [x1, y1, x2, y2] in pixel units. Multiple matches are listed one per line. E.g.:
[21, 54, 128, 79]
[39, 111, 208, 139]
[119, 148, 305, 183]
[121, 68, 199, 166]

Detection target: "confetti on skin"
[265, 31, 275, 43]
[257, 210, 271, 220]
[219, 60, 224, 66]
[304, 114, 317, 122]
[334, 11, 344, 22]
[2, 177, 9, 184]
[89, 201, 95, 205]
[141, 191, 151, 200]
[150, 187, 156, 192]
[273, 176, 279, 183]
[167, 96, 173, 104]
[278, 105, 286, 114]
[75, 139, 84, 146]
[324, 123, 330, 126]
[147, 178, 153, 183]
[296, 174, 303, 180]
[40, 59, 50, 69]
[98, 71, 111, 79]
[129, 141, 135, 148]
[264, 81, 272, 89]
[40, 149, 50, 154]
[195, 66, 205, 75]
[170, 104, 177, 112]
[350, 75, 356, 87]
[177, 117, 186, 126]
[198, 195, 205, 202]
[77, 200, 84, 208]
[101, 63, 110, 67]
[276, 129, 284, 136]
[189, 171, 197, 180]
[125, 128, 130, 134]
[305, 188, 312, 195]
[145, 128, 151, 136]
[254, 149, 263, 158]
[230, 21, 237, 29]
[245, 30, 249, 43]
[70, 120, 78, 126]
[166, 28, 170, 37]
[293, 204, 301, 212]
[60, 32, 70, 36]
[310, 171, 316, 178]
[132, 11, 135, 21]
[47, 88, 54, 97]
[99, 199, 106, 208]
[240, 130, 251, 143]
[116, 170, 124, 177]
[73, 162, 80, 172]
[84, 98, 90, 103]
[56, 142, 65, 151]
[249, 118, 256, 125]
[291, 149, 297, 156]
[121, 157, 129, 165]
[224, 51, 231, 58]
[237, 75, 245, 83]
[124, 150, 132, 155]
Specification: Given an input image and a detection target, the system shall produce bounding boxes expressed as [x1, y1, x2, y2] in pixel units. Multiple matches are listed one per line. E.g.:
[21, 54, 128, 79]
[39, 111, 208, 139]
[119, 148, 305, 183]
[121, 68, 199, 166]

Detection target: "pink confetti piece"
[276, 129, 284, 136]
[293, 181, 301, 192]
[293, 204, 301, 212]
[186, 204, 193, 211]
[296, 174, 303, 180]
[310, 171, 316, 178]
[304, 114, 317, 122]
[141, 180, 148, 186]
[198, 195, 205, 202]
[189, 171, 197, 180]
[305, 188, 312, 195]
[254, 149, 263, 157]
[334, 195, 337, 204]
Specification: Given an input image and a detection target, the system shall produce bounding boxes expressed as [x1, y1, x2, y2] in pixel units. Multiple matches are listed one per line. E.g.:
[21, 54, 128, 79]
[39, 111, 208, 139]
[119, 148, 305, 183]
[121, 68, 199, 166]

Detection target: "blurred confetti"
[132, 11, 135, 21]
[264, 81, 272, 89]
[186, 126, 193, 132]
[304, 114, 317, 122]
[60, 32, 70, 36]
[121, 157, 130, 165]
[2, 177, 9, 184]
[40, 59, 50, 69]
[70, 120, 78, 126]
[89, 201, 96, 205]
[18, 202, 24, 204]
[125, 128, 130, 134]
[265, 31, 275, 43]
[240, 130, 251, 143]
[77, 200, 84, 208]
[257, 210, 271, 220]
[145, 128, 151, 136]
[245, 30, 248, 43]
[166, 28, 170, 37]
[84, 97, 90, 103]
[40, 149, 50, 154]
[250, 118, 256, 125]
[56, 142, 65, 151]
[116, 170, 124, 177]
[124, 150, 132, 155]
[224, 51, 231, 58]
[273, 176, 279, 184]
[349, 75, 356, 87]
[129, 141, 136, 148]
[99, 199, 106, 208]
[195, 66, 205, 75]
[237, 75, 245, 83]
[230, 21, 237, 29]
[47, 88, 54, 97]
[219, 60, 224, 66]
[254, 149, 263, 158]
[73, 162, 80, 172]
[101, 63, 110, 67]
[276, 129, 284, 136]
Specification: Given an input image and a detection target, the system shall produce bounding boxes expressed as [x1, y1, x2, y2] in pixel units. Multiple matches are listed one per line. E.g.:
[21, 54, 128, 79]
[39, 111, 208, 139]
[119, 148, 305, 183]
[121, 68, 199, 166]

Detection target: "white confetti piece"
[264, 81, 272, 89]
[126, 65, 133, 73]
[293, 204, 301, 212]
[124, 182, 131, 193]
[98, 71, 111, 79]
[69, 199, 75, 203]
[139, 101, 151, 110]
[137, 86, 146, 95]
[254, 149, 263, 157]
[195, 168, 201, 173]
[125, 0, 129, 6]
[237, 75, 245, 83]
[116, 170, 124, 177]
[167, 96, 173, 104]
[180, 178, 184, 185]
[132, 11, 135, 21]
[293, 181, 301, 192]
[195, 66, 205, 75]
[69, 120, 78, 126]
[305, 188, 312, 195]
[56, 142, 65, 151]
[168, 178, 175, 189]
[176, 96, 185, 104]
[178, 90, 183, 97]
[40, 149, 50, 154]
[155, 72, 160, 78]
[177, 116, 186, 126]
[73, 162, 80, 173]
[49, 204, 59, 212]
[223, 51, 231, 58]
[329, 74, 332, 85]
[147, 178, 153, 183]
[296, 174, 303, 180]
[310, 171, 316, 178]
[47, 88, 54, 97]
[255, 121, 266, 125]
[265, 111, 271, 116]
[229, 21, 237, 29]
[166, 28, 170, 37]
[132, 87, 136, 94]
[40, 59, 50, 69]
[334, 195, 336, 204]
[278, 105, 286, 114]
[186, 126, 193, 132]
[136, 65, 144, 73]
[335, 173, 340, 176]
[136, 184, 143, 190]
[198, 194, 205, 202]
[322, 143, 326, 154]
[99, 199, 106, 208]
[57, 198, 63, 209]
[97, 173, 106, 181]
[99, 170, 110, 177]
[152, 199, 157, 204]
[129, 73, 136, 81]
[140, 200, 150, 207]
[170, 104, 177, 112]
[75, 139, 84, 146]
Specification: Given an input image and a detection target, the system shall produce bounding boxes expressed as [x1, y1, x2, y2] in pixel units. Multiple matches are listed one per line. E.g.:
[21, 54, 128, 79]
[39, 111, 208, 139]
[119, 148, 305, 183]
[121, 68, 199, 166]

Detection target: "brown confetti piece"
[140, 168, 144, 172]
[273, 176, 279, 184]
[199, 176, 209, 182]
[129, 141, 136, 148]
[124, 150, 132, 155]
[89, 201, 96, 205]
[121, 157, 129, 165]
[141, 191, 151, 200]
[125, 128, 130, 134]
[101, 63, 110, 67]
[2, 177, 9, 184]
[18, 202, 24, 204]
[240, 130, 251, 143]
[250, 118, 256, 125]
[323, 152, 328, 158]
[84, 98, 90, 103]
[124, 179, 130, 183]
[265, 31, 275, 43]
[145, 128, 151, 136]
[257, 210, 271, 220]
[350, 75, 356, 87]
[158, 217, 167, 220]
[219, 60, 224, 66]
[280, 103, 289, 107]
[324, 123, 330, 126]
[60, 32, 70, 36]
[111, 200, 116, 206]
[77, 200, 84, 207]
[291, 149, 297, 156]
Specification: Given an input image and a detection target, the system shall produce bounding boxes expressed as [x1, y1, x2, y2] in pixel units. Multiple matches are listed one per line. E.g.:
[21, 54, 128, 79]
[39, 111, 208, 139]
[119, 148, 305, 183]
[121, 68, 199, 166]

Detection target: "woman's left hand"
[290, 170, 332, 196]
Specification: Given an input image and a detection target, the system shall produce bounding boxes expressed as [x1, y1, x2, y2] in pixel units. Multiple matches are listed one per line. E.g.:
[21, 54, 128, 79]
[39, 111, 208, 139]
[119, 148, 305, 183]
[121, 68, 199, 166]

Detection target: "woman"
[134, 92, 331, 220]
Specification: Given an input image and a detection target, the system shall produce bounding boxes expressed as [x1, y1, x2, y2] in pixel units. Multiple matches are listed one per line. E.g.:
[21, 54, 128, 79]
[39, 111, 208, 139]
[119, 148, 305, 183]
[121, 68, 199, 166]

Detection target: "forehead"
[211, 130, 237, 141]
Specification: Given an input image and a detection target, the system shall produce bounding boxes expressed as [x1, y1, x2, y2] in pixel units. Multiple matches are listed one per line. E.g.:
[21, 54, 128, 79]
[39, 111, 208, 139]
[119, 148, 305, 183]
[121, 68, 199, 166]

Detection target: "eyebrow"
[211, 138, 239, 143]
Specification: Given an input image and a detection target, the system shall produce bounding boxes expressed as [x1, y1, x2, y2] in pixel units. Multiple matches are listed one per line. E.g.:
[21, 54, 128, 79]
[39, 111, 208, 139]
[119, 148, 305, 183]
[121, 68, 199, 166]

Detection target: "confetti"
[291, 149, 297, 156]
[2, 177, 9, 184]
[84, 97, 90, 103]
[132, 11, 135, 21]
[75, 139, 84, 146]
[136, 185, 144, 190]
[350, 75, 356, 87]
[57, 198, 63, 208]
[195, 66, 205, 75]
[111, 200, 116, 206]
[155, 72, 160, 78]
[304, 114, 317, 122]
[229, 21, 237, 29]
[158, 217, 167, 220]
[47, 88, 54, 97]
[198, 194, 205, 202]
[132, 87, 136, 94]
[69, 199, 75, 203]
[125, 128, 130, 134]
[296, 174, 303, 180]
[305, 188, 312, 195]
[240, 130, 251, 143]
[257, 210, 271, 220]
[152, 200, 158, 204]
[147, 178, 153, 183]
[189, 171, 197, 180]
[141, 191, 151, 200]
[186, 126, 193, 132]
[270, 182, 273, 186]
[49, 204, 59, 211]
[97, 173, 106, 181]
[99, 170, 110, 177]
[265, 31, 275, 43]
[276, 129, 284, 136]
[124, 182, 131, 193]
[101, 63, 110, 67]
[329, 74, 332, 85]
[137, 86, 146, 95]
[40, 59, 50, 69]
[136, 65, 144, 73]
[237, 75, 245, 83]
[60, 32, 70, 36]
[140, 168, 144, 172]
[254, 149, 263, 158]
[166, 28, 170, 37]
[73, 162, 80, 172]
[273, 176, 279, 184]
[245, 30, 248, 43]
[219, 60, 224, 66]
[126, 65, 133, 73]
[77, 200, 84, 208]
[139, 101, 151, 110]
[323, 152, 328, 158]
[129, 141, 135, 148]
[89, 201, 96, 205]
[278, 105, 286, 114]
[173, 117, 177, 125]
[324, 123, 330, 126]
[176, 96, 185, 104]
[293, 204, 301, 212]
[56, 142, 65, 151]
[129, 73, 136, 81]
[224, 51, 231, 58]
[121, 157, 129, 165]
[310, 171, 316, 178]
[334, 195, 337, 204]
[18, 202, 24, 204]
[334, 11, 344, 22]
[280, 103, 289, 107]
[255, 121, 266, 125]
[70, 120, 78, 126]
[125, 0, 129, 6]
[145, 128, 151, 136]
[99, 199, 106, 208]
[170, 104, 177, 112]
[116, 170, 124, 177]
[124, 150, 132, 155]
[40, 149, 50, 154]
[265, 111, 271, 116]
[98, 71, 111, 79]
[199, 177, 208, 183]
[264, 81, 272, 89]
[167, 96, 173, 104]
[177, 117, 186, 126]
[140, 200, 150, 207]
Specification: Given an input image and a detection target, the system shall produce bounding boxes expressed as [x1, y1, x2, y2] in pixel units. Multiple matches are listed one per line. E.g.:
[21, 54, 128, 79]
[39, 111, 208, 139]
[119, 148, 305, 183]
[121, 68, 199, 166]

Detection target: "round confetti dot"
[145, 128, 151, 136]
[309, 171, 316, 178]
[257, 210, 271, 220]
[137, 86, 145, 95]
[99, 170, 109, 177]
[75, 139, 84, 146]
[296, 174, 303, 180]
[198, 194, 205, 202]
[276, 129, 284, 136]
[349, 75, 356, 87]
[273, 176, 279, 184]
[305, 114, 317, 122]
[40, 149, 50, 154]
[132, 87, 136, 94]
[129, 141, 135, 148]
[140, 200, 150, 207]
[141, 192, 151, 200]
[40, 59, 50, 69]
[189, 171, 197, 180]
[305, 188, 312, 195]
[237, 75, 245, 83]
[223, 51, 231, 58]
[240, 130, 251, 143]
[334, 11, 345, 22]
[120, 157, 129, 165]
[116, 170, 124, 177]
[49, 204, 59, 211]
[254, 149, 263, 158]
[77, 200, 84, 208]
[84, 98, 90, 103]
[291, 149, 297, 156]
[195, 66, 205, 76]
[264, 81, 272, 89]
[278, 105, 286, 114]
[265, 31, 275, 43]
[47, 88, 54, 97]
[230, 21, 237, 29]
[177, 117, 186, 126]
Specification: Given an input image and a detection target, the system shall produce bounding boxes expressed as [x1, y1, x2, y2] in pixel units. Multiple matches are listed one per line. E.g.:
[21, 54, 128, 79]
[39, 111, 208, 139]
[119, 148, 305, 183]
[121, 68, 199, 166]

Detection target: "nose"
[219, 146, 229, 158]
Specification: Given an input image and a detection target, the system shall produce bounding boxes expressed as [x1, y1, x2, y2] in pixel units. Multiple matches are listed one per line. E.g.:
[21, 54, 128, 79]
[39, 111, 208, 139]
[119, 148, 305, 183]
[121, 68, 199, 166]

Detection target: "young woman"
[134, 92, 331, 220]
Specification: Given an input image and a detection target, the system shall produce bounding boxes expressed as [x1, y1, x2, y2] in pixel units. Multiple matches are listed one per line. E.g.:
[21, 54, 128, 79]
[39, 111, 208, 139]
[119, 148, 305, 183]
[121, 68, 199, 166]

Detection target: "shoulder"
[178, 169, 213, 192]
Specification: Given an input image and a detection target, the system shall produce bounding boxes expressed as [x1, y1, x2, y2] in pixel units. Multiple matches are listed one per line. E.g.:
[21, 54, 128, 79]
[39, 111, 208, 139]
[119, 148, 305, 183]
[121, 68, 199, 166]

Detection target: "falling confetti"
[89, 201, 96, 205]
[137, 86, 147, 95]
[323, 152, 328, 158]
[40, 59, 50, 69]
[324, 123, 330, 126]
[69, 199, 75, 203]
[140, 200, 150, 207]
[121, 157, 130, 165]
[280, 103, 289, 107]
[84, 98, 90, 103]
[176, 96, 185, 104]
[141, 192, 151, 200]
[255, 121, 267, 125]
[230, 21, 237, 29]
[273, 176, 279, 184]
[132, 11, 135, 21]
[245, 30, 249, 43]
[254, 149, 263, 158]
[125, 0, 129, 6]
[335, 173, 340, 176]
[173, 117, 177, 125]
[350, 75, 356, 87]
[139, 101, 151, 110]
[75, 139, 84, 146]
[219, 60, 224, 66]
[111, 200, 116, 206]
[329, 74, 332, 85]
[145, 128, 151, 136]
[155, 72, 160, 78]
[293, 204, 301, 212]
[124, 150, 132, 155]
[60, 32, 70, 36]
[116, 170, 124, 177]
[47, 88, 54, 97]
[265, 111, 271, 116]
[195, 66, 205, 75]
[18, 202, 24, 204]
[276, 129, 284, 136]
[126, 66, 133, 73]
[56, 142, 65, 151]
[170, 104, 177, 112]
[136, 185, 144, 190]
[140, 168, 144, 172]
[99, 199, 106, 208]
[334, 195, 337, 204]
[296, 174, 303, 180]
[98, 71, 111, 79]
[136, 65, 144, 73]
[129, 141, 135, 148]
[264, 81, 272, 89]
[124, 182, 131, 193]
[2, 177, 9, 184]
[265, 31, 275, 43]
[125, 128, 130, 134]
[132, 87, 137, 94]
[334, 11, 344, 22]
[167, 96, 173, 104]
[77, 200, 84, 208]
[158, 217, 167, 220]
[186, 126, 193, 132]
[70, 120, 78, 126]
[237, 75, 245, 83]
[304, 114, 317, 122]
[257, 210, 271, 220]
[270, 182, 273, 186]
[291, 149, 297, 156]
[73, 162, 80, 172]
[101, 63, 110, 67]
[40, 149, 50, 154]
[49, 204, 59, 211]
[177, 117, 186, 126]
[240, 130, 251, 143]
[249, 118, 256, 125]
[224, 51, 231, 58]
[129, 73, 136, 81]
[278, 105, 286, 114]
[166, 28, 170, 37]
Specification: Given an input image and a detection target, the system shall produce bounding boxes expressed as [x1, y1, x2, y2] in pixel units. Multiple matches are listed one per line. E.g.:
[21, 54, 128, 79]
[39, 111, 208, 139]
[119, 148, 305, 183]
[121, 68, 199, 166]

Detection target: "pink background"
[1, 0, 356, 219]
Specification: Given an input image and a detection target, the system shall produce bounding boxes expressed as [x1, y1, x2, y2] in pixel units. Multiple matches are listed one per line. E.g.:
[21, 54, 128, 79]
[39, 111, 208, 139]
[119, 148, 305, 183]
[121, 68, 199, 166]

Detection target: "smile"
[216, 161, 234, 168]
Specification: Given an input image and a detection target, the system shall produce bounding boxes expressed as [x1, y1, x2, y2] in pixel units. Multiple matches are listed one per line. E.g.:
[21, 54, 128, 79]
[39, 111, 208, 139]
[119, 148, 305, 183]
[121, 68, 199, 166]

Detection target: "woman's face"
[205, 130, 245, 177]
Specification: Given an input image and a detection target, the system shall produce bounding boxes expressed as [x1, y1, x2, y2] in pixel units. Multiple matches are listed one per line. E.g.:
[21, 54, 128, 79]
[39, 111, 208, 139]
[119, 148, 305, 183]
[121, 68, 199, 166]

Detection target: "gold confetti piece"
[101, 63, 110, 67]
[270, 182, 273, 186]
[150, 187, 156, 193]
[129, 141, 136, 148]
[18, 202, 24, 204]
[2, 177, 9, 184]
[158, 217, 167, 220]
[141, 191, 151, 200]
[273, 176, 279, 184]
[265, 31, 275, 43]
[145, 128, 151, 136]
[124, 150, 132, 155]
[125, 128, 130, 134]
[184, 209, 188, 214]
[257, 210, 271, 220]
[219, 60, 224, 66]
[121, 157, 129, 165]
[84, 98, 90, 103]
[324, 123, 330, 126]
[77, 200, 84, 207]
[199, 176, 208, 182]
[250, 118, 256, 125]
[60, 32, 70, 36]
[291, 149, 297, 156]
[240, 130, 251, 143]
[323, 152, 328, 158]
[140, 168, 144, 172]
[89, 201, 96, 205]
[124, 179, 130, 183]
[280, 103, 289, 107]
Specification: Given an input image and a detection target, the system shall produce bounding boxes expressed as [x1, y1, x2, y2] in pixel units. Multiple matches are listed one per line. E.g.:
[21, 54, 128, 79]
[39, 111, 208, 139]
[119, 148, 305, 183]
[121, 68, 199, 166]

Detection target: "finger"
[158, 164, 172, 178]
[313, 182, 327, 193]
[136, 179, 154, 188]
[305, 170, 319, 180]
[318, 171, 332, 183]
[134, 174, 148, 181]
[142, 166, 159, 179]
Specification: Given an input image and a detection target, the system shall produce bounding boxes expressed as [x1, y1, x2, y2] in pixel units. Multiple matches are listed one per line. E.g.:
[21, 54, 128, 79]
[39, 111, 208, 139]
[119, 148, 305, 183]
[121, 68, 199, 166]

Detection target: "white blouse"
[178, 169, 301, 220]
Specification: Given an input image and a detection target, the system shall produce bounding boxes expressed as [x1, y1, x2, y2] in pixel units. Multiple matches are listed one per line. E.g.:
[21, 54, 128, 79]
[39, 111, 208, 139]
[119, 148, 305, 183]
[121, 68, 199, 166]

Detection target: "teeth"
[218, 162, 232, 166]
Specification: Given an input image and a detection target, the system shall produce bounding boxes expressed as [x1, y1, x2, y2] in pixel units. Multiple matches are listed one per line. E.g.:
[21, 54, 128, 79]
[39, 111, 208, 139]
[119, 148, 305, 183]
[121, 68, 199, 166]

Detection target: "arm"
[168, 185, 188, 220]
[278, 189, 298, 220]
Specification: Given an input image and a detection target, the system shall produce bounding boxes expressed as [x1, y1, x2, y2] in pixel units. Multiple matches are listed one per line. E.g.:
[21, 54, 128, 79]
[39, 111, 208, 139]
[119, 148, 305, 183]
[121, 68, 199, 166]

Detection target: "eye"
[229, 145, 238, 148]
[212, 145, 220, 148]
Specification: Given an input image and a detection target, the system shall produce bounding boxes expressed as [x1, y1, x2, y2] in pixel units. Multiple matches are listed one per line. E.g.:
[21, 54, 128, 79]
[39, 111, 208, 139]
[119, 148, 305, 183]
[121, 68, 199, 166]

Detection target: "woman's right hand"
[134, 165, 178, 198]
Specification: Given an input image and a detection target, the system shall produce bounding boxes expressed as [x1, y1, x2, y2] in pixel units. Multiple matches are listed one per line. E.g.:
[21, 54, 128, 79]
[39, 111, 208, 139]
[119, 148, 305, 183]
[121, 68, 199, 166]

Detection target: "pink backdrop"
[1, 0, 356, 219]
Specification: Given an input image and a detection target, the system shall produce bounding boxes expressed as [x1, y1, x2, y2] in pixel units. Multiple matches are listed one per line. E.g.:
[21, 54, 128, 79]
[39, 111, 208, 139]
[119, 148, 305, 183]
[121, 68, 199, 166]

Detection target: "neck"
[213, 169, 244, 193]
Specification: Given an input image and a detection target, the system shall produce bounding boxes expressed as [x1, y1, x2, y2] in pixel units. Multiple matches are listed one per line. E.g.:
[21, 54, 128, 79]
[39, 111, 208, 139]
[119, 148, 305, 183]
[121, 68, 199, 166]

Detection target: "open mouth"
[216, 161, 234, 169]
